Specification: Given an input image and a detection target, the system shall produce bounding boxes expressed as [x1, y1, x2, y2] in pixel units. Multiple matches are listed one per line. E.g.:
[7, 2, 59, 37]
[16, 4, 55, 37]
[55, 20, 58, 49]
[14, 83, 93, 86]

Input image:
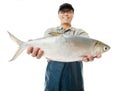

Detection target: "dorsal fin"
[48, 32, 63, 36]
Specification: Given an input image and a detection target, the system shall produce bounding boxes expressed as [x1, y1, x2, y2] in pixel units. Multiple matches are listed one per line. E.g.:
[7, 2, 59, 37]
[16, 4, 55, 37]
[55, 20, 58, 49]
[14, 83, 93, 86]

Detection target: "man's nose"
[64, 12, 69, 15]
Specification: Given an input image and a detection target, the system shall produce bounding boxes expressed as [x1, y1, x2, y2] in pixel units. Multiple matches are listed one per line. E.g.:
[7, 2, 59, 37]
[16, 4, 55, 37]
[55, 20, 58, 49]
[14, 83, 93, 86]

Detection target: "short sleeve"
[75, 28, 89, 38]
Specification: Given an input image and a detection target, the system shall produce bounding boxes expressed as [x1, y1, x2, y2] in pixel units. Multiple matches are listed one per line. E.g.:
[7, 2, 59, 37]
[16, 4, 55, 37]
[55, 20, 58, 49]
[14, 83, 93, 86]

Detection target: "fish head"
[94, 41, 111, 55]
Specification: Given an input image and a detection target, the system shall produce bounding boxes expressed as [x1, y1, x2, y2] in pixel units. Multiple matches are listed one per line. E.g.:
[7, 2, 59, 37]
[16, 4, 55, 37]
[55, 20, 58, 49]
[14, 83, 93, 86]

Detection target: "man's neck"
[61, 24, 71, 30]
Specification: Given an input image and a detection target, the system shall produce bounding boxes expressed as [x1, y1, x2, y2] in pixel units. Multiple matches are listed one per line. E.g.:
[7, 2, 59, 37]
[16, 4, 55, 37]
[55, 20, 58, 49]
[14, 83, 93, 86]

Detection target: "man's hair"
[58, 3, 74, 13]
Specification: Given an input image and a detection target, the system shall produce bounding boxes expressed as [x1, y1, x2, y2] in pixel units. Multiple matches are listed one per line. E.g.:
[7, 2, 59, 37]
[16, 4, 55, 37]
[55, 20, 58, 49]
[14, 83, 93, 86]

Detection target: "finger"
[27, 46, 33, 54]
[36, 49, 44, 59]
[82, 57, 89, 62]
[32, 47, 40, 57]
[83, 56, 94, 62]
[88, 56, 94, 61]
[96, 54, 102, 58]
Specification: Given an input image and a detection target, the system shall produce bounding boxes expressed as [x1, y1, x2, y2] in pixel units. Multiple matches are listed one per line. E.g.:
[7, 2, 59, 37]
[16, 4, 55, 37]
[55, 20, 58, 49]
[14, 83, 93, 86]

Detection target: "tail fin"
[8, 31, 26, 62]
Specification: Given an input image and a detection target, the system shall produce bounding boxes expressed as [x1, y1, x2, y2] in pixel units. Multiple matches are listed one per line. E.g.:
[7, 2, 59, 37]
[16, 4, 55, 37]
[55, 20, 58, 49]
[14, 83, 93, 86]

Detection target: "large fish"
[8, 31, 110, 62]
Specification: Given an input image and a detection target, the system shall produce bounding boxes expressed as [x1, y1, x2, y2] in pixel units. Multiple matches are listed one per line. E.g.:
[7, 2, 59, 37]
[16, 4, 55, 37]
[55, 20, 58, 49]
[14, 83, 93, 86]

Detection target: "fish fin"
[9, 47, 25, 62]
[8, 31, 26, 61]
[48, 32, 63, 36]
[7, 31, 24, 45]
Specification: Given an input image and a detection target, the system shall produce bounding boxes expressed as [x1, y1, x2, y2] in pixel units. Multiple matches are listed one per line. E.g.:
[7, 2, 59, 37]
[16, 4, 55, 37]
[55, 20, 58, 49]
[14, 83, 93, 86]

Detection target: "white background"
[0, 0, 120, 91]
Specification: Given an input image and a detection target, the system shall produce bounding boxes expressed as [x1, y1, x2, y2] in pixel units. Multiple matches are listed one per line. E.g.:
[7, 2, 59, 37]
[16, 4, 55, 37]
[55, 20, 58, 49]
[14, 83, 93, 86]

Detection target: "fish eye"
[103, 47, 108, 51]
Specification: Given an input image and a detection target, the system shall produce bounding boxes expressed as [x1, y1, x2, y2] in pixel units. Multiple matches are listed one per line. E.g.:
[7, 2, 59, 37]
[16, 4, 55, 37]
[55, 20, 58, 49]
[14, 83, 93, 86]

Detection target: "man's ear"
[58, 14, 60, 18]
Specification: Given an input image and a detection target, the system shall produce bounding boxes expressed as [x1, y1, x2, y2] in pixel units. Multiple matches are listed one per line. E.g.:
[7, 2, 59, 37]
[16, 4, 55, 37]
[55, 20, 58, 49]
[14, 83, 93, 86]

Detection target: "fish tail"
[7, 31, 23, 45]
[9, 47, 25, 62]
[8, 31, 26, 61]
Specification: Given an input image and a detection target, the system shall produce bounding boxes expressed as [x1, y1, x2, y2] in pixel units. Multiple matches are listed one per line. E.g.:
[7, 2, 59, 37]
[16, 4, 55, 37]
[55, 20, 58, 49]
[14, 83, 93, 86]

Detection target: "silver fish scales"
[8, 31, 110, 62]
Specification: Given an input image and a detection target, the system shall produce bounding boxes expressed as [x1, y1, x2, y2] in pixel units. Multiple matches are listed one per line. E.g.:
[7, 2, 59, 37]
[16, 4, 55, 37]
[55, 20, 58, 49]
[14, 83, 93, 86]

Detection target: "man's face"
[58, 9, 74, 25]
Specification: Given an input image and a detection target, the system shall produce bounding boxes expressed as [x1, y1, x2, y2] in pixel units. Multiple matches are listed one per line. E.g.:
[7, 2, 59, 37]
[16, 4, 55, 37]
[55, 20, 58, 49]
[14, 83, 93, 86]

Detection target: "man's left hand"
[82, 54, 101, 62]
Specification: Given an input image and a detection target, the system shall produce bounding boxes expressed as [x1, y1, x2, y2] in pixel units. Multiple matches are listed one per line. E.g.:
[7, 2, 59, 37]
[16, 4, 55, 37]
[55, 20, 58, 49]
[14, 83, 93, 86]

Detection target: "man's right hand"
[27, 46, 44, 59]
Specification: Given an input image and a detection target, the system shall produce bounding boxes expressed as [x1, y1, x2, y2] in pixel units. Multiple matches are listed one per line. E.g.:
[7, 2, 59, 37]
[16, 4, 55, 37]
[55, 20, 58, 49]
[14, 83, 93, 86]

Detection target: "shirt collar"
[57, 26, 74, 31]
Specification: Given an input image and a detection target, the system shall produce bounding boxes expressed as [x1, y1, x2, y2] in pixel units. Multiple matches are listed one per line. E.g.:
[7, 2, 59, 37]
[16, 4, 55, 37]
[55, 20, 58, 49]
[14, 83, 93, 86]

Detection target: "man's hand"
[27, 46, 44, 59]
[82, 54, 101, 62]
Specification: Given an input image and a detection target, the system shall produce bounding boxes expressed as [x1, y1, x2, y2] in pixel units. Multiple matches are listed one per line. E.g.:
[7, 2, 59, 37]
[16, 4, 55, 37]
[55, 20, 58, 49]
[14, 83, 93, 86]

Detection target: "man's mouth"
[63, 17, 69, 20]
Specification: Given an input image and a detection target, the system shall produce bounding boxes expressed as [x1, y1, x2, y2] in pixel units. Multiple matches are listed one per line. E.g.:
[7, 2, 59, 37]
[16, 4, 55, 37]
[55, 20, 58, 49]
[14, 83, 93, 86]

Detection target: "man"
[27, 3, 101, 91]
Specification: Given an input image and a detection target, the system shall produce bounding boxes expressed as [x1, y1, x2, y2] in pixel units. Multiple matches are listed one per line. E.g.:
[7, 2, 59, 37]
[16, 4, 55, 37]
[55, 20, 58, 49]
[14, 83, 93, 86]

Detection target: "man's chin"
[62, 22, 70, 24]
